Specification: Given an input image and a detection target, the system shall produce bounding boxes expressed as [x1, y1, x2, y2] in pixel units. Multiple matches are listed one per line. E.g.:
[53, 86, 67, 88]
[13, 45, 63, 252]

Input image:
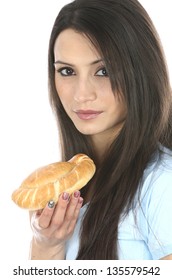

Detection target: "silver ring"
[48, 200, 55, 208]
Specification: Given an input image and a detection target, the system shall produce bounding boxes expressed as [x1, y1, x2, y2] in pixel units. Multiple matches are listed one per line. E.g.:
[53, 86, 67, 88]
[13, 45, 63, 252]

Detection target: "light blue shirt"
[66, 147, 172, 259]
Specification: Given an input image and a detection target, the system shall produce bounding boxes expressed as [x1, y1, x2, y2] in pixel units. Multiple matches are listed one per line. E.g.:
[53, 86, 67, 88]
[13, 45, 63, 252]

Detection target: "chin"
[75, 125, 100, 136]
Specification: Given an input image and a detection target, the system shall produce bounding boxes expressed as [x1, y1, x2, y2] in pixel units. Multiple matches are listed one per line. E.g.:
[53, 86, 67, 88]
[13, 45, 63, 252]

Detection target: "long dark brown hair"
[48, 0, 172, 259]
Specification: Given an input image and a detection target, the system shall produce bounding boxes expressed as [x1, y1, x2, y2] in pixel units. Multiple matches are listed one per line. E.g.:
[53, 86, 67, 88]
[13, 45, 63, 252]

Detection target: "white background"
[0, 0, 171, 262]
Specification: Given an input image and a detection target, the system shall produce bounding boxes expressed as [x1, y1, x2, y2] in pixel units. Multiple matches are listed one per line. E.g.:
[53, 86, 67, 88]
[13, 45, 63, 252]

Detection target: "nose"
[74, 77, 97, 103]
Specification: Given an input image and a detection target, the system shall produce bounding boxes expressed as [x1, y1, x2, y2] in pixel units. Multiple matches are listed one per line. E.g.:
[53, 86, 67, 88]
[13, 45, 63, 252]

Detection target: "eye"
[95, 67, 108, 77]
[57, 67, 76, 76]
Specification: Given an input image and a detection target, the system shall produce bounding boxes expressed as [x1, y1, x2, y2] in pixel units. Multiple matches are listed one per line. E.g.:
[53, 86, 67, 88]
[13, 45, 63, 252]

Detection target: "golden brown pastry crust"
[11, 154, 96, 210]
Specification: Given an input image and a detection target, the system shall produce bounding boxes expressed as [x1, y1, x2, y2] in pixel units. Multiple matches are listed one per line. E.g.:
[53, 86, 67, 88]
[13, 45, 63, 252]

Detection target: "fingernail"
[48, 200, 55, 208]
[73, 191, 80, 198]
[62, 192, 69, 200]
[79, 197, 83, 204]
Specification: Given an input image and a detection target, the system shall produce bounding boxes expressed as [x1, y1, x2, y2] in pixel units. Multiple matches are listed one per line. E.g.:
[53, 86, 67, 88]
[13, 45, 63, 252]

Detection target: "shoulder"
[140, 147, 172, 215]
[142, 146, 172, 195]
[139, 147, 172, 212]
[136, 147, 172, 259]
[137, 146, 172, 230]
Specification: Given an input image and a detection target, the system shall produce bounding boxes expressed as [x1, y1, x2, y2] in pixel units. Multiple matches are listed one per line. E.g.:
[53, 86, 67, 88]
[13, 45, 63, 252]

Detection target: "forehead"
[54, 28, 100, 63]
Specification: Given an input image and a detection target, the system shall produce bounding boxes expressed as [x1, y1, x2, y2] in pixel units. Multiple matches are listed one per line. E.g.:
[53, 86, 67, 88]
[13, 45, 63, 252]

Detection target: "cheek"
[55, 78, 72, 104]
[116, 102, 127, 121]
[109, 94, 127, 118]
[55, 77, 63, 95]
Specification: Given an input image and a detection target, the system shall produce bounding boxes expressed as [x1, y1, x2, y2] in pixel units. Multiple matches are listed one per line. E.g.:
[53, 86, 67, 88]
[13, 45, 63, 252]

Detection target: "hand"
[29, 191, 83, 258]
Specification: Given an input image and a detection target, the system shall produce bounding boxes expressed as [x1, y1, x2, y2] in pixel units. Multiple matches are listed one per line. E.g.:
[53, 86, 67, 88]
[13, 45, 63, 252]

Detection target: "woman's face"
[54, 28, 126, 138]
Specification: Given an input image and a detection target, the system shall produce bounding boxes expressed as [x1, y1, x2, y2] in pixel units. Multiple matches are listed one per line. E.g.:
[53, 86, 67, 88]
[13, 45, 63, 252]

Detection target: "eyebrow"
[54, 59, 103, 66]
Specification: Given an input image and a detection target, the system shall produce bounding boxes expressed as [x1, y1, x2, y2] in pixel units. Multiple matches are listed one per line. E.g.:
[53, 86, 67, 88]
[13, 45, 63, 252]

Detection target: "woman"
[30, 0, 172, 260]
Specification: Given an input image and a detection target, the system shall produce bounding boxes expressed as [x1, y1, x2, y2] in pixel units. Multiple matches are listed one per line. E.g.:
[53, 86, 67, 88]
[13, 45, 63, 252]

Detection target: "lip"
[74, 110, 103, 120]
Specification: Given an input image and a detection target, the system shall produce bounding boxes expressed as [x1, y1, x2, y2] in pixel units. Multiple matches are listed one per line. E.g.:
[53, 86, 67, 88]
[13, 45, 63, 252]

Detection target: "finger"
[65, 191, 81, 220]
[66, 196, 84, 233]
[62, 191, 82, 229]
[50, 192, 70, 229]
[36, 200, 56, 229]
